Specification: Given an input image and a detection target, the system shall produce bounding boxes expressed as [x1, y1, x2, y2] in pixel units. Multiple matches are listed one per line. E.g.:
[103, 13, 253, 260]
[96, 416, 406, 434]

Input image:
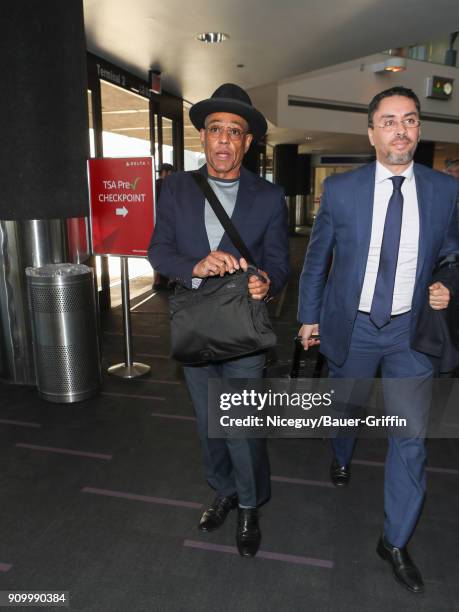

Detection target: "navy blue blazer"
[148, 166, 289, 296]
[412, 262, 459, 372]
[298, 162, 459, 366]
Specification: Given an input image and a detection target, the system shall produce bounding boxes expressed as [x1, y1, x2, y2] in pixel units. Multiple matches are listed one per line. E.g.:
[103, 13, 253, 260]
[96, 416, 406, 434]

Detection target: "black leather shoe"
[377, 535, 425, 594]
[236, 508, 261, 557]
[330, 460, 351, 487]
[198, 495, 238, 532]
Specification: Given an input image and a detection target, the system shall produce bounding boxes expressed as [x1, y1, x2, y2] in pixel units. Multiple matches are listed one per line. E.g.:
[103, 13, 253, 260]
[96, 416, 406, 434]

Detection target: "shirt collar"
[375, 160, 414, 184]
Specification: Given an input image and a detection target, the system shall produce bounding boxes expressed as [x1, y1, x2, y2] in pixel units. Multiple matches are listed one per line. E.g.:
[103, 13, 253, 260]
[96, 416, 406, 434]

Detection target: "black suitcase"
[264, 339, 326, 379]
[290, 338, 326, 378]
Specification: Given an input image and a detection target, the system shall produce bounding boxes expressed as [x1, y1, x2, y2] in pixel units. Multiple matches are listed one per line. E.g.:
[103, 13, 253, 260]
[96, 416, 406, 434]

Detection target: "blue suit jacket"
[298, 162, 459, 366]
[148, 165, 289, 296]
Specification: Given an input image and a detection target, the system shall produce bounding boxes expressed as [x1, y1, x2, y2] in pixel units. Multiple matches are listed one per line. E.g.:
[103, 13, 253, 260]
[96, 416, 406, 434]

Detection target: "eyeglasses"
[372, 118, 421, 132]
[205, 125, 249, 141]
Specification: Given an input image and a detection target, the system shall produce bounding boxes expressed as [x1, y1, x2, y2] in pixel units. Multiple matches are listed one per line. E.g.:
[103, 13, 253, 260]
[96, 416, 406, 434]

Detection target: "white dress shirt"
[358, 161, 419, 315]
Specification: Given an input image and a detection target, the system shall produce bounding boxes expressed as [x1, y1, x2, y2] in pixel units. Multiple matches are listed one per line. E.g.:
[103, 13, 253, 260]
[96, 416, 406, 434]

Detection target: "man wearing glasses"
[298, 86, 459, 593]
[149, 83, 289, 557]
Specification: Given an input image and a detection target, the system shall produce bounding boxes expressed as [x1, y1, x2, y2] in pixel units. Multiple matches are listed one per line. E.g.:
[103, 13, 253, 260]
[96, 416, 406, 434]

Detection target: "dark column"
[1, 0, 89, 220]
[414, 141, 435, 168]
[273, 145, 298, 195]
[243, 142, 265, 174]
[274, 145, 297, 235]
[296, 154, 312, 195]
[0, 1, 90, 384]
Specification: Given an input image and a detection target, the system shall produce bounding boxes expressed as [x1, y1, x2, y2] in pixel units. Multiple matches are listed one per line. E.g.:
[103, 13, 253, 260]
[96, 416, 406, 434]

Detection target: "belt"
[358, 310, 411, 320]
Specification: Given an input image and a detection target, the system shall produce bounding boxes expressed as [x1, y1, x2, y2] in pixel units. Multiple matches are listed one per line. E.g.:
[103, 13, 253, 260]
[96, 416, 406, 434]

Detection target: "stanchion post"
[107, 257, 151, 379]
[121, 256, 133, 366]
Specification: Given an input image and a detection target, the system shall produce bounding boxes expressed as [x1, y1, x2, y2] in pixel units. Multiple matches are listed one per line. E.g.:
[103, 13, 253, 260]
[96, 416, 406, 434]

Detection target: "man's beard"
[386, 149, 416, 164]
[385, 138, 417, 165]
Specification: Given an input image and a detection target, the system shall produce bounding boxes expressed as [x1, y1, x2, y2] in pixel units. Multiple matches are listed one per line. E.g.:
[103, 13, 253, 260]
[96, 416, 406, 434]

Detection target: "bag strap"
[191, 171, 256, 267]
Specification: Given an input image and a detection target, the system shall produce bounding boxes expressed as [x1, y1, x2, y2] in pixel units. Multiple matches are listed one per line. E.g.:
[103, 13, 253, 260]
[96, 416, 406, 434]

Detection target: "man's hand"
[429, 281, 450, 310]
[239, 258, 271, 300]
[297, 323, 320, 350]
[192, 251, 240, 278]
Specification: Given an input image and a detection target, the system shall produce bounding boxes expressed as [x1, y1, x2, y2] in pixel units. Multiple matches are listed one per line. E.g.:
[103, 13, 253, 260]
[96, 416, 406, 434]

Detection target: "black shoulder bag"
[168, 172, 277, 365]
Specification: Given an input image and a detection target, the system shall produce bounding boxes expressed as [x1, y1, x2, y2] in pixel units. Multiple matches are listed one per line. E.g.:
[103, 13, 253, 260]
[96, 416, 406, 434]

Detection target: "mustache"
[390, 135, 412, 144]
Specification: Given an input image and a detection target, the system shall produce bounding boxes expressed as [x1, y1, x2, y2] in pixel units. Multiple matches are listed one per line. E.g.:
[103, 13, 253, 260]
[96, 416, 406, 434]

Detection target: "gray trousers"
[184, 351, 270, 507]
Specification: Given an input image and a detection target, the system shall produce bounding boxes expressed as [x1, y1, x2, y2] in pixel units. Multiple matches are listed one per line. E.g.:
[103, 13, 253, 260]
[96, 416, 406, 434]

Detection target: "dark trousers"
[183, 352, 270, 507]
[329, 311, 433, 547]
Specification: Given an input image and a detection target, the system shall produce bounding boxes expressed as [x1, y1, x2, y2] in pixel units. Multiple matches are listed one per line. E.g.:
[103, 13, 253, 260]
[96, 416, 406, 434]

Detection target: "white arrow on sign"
[116, 206, 128, 217]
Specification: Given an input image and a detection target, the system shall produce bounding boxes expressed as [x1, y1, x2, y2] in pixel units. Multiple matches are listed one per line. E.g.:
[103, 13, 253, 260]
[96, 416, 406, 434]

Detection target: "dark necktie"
[369, 175, 405, 329]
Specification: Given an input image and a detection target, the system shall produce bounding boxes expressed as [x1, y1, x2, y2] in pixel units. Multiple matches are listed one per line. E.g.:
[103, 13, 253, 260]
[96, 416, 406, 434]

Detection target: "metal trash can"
[26, 263, 101, 403]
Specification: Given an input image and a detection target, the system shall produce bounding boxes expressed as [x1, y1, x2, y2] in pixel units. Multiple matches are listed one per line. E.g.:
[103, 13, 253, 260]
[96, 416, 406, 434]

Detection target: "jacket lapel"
[193, 165, 211, 253]
[354, 162, 433, 290]
[413, 163, 433, 283]
[217, 166, 260, 252]
[356, 162, 377, 288]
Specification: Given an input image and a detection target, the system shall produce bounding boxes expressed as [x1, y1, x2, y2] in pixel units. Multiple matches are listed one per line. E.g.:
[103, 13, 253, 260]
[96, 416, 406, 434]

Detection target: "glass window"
[87, 90, 95, 157]
[161, 117, 174, 165]
[265, 145, 274, 183]
[101, 80, 150, 157]
[433, 142, 459, 173]
[153, 113, 159, 165]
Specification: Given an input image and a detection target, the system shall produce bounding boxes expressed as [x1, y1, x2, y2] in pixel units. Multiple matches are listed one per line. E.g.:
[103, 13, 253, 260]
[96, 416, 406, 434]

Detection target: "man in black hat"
[148, 83, 289, 557]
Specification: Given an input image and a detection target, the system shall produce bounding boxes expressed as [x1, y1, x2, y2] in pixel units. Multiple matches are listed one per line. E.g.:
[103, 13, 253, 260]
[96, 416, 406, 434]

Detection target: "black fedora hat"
[189, 83, 267, 141]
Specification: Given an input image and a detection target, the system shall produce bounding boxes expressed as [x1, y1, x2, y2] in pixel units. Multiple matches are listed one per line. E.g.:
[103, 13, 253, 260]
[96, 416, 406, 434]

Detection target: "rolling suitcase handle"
[290, 337, 325, 378]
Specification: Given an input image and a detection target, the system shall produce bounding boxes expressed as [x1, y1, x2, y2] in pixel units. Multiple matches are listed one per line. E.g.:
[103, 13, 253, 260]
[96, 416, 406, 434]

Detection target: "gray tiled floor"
[1, 235, 458, 611]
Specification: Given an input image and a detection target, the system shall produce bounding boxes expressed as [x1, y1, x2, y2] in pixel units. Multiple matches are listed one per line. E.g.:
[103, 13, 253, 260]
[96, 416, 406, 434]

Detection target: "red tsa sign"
[88, 157, 155, 257]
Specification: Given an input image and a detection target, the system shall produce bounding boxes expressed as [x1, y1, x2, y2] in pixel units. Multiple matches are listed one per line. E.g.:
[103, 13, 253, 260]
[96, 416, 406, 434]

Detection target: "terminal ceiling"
[84, 0, 459, 102]
[84, 1, 459, 153]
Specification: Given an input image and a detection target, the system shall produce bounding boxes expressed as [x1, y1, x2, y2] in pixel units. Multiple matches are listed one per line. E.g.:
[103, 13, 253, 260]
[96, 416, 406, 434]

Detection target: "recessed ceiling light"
[371, 57, 406, 73]
[196, 32, 229, 44]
